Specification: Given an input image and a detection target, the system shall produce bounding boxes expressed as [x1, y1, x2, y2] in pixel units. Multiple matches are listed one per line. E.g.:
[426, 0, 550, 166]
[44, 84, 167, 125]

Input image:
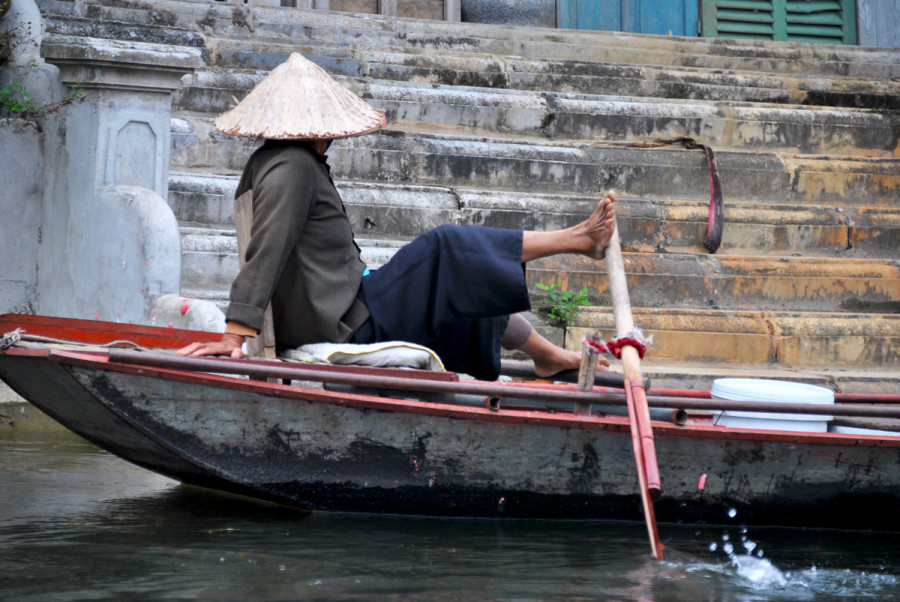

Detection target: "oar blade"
[625, 378, 664, 560]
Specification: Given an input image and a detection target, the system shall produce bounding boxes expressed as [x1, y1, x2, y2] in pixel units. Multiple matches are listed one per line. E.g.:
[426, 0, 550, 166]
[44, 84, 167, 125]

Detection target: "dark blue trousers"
[351, 225, 531, 380]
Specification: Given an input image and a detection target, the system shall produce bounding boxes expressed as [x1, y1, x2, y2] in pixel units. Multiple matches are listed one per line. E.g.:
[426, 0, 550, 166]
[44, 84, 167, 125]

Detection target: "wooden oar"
[604, 226, 664, 560]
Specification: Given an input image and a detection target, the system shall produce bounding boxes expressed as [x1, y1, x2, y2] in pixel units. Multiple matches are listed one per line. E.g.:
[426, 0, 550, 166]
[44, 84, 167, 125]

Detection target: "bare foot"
[573, 190, 616, 259]
[532, 347, 610, 378]
[516, 324, 610, 378]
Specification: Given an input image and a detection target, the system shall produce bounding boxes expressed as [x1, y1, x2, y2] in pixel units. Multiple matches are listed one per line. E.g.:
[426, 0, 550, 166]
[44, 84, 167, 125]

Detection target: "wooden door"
[558, 0, 700, 36]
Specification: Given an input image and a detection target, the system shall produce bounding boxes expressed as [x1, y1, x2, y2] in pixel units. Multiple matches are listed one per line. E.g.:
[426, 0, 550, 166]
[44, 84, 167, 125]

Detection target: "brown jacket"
[226, 140, 368, 349]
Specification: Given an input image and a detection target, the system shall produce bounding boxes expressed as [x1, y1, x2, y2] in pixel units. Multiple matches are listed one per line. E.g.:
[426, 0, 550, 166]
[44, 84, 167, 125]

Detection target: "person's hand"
[177, 333, 245, 359]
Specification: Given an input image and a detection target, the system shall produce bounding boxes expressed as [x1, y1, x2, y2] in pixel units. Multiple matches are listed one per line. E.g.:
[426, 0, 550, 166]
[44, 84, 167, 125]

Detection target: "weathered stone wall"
[0, 120, 44, 316]
[1, 0, 66, 319]
[176, 0, 449, 20]
[859, 0, 900, 48]
[327, 0, 445, 20]
[461, 0, 555, 28]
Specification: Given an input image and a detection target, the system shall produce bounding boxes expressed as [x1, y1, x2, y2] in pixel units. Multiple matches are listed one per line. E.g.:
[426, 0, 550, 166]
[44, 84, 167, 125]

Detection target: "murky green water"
[1, 431, 897, 601]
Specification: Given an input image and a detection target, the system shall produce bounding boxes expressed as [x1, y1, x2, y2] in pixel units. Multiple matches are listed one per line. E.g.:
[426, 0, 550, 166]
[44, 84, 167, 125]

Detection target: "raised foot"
[577, 191, 617, 260]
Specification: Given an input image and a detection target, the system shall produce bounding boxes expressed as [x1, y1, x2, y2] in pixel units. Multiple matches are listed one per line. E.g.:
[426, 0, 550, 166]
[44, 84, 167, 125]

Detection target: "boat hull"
[2, 348, 898, 530]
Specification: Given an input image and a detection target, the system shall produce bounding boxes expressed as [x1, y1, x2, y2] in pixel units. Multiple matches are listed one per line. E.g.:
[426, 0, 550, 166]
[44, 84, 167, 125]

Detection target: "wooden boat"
[2, 313, 898, 532]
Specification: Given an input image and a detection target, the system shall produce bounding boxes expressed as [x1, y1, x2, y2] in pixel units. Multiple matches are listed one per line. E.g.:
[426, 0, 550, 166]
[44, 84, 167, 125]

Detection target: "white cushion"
[281, 341, 445, 372]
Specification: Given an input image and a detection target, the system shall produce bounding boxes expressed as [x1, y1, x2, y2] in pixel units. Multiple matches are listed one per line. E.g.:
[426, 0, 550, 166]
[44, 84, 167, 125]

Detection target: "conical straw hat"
[214, 53, 386, 140]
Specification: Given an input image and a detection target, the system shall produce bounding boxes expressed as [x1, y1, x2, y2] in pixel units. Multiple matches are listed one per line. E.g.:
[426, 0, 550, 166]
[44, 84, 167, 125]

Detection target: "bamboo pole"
[604, 227, 664, 560]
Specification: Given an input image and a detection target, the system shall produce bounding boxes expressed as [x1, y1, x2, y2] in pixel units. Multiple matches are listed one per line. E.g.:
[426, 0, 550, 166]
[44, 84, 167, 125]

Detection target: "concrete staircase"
[38, 0, 900, 392]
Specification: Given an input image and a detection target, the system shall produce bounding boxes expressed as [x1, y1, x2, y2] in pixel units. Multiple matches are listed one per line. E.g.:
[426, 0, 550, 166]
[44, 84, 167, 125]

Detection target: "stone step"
[460, 190, 900, 258]
[180, 226, 238, 292]
[527, 254, 900, 313]
[39, 11, 206, 48]
[168, 171, 238, 225]
[55, 0, 900, 80]
[567, 307, 900, 370]
[40, 2, 900, 109]
[205, 44, 793, 105]
[174, 72, 900, 157]
[169, 126, 900, 207]
[192, 40, 900, 111]
[178, 215, 900, 315]
[168, 172, 900, 258]
[179, 225, 405, 292]
[170, 115, 258, 173]
[331, 132, 900, 205]
[169, 172, 458, 233]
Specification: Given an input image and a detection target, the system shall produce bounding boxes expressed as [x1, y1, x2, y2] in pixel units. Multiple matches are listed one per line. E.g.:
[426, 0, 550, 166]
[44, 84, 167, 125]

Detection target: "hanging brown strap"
[632, 136, 724, 253]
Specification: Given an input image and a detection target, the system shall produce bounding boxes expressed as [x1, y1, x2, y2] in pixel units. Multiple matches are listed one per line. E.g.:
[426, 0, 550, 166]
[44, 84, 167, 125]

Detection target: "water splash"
[713, 524, 768, 570]
[675, 544, 898, 600]
[731, 554, 787, 588]
[794, 567, 900, 597]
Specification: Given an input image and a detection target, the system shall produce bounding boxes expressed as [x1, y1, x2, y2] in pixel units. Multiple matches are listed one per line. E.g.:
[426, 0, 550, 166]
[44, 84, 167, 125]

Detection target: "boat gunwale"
[15, 345, 897, 449]
[0, 313, 221, 348]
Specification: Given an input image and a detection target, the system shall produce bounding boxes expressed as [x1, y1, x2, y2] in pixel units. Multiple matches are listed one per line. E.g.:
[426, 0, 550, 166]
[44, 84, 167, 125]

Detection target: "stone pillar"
[36, 37, 204, 325]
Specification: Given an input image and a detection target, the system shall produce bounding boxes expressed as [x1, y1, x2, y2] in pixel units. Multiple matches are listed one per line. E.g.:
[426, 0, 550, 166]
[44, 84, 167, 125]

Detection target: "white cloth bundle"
[281, 341, 445, 372]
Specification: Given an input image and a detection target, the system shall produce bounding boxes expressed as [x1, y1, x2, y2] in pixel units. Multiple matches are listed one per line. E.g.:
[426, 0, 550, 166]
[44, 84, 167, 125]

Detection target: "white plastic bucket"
[711, 378, 834, 432]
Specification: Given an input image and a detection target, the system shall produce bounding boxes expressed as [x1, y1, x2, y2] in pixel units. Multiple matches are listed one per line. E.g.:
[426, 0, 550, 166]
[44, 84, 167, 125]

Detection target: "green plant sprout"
[535, 282, 590, 324]
[1, 10, 84, 120]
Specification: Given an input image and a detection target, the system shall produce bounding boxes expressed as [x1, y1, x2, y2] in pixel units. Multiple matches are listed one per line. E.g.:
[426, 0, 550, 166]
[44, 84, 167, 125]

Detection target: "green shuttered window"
[701, 0, 858, 44]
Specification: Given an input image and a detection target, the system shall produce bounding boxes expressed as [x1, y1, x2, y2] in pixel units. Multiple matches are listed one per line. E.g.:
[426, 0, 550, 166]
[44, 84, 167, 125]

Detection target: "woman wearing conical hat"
[179, 54, 615, 380]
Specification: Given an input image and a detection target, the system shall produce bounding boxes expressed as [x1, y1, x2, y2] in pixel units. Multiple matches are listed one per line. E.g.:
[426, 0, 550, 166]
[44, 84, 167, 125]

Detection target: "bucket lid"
[711, 378, 834, 405]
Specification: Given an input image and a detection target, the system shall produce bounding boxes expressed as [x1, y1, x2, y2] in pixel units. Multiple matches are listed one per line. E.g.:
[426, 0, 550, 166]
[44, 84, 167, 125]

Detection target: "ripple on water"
[792, 567, 900, 598]
[2, 433, 899, 601]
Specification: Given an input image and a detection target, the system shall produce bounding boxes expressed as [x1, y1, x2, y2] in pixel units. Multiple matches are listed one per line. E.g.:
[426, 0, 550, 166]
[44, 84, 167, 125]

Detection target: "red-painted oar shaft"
[604, 225, 663, 559]
[630, 381, 660, 498]
[625, 379, 663, 559]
